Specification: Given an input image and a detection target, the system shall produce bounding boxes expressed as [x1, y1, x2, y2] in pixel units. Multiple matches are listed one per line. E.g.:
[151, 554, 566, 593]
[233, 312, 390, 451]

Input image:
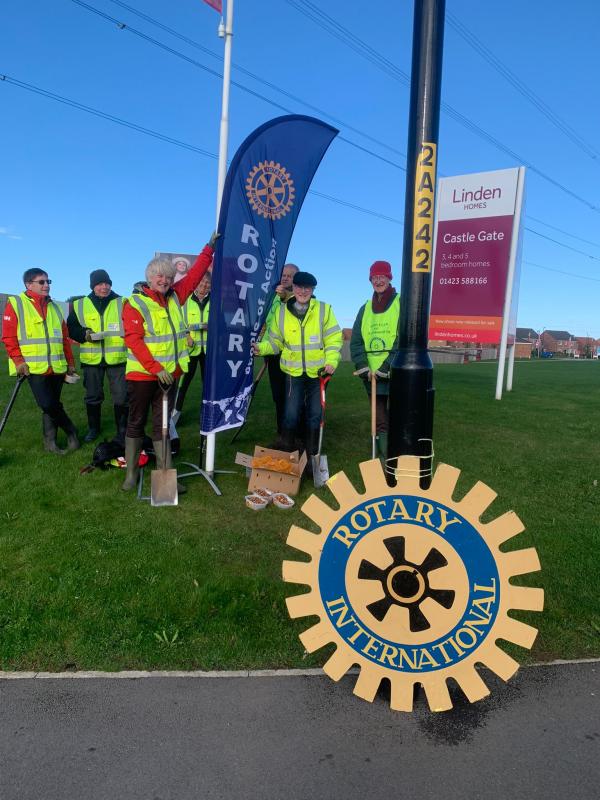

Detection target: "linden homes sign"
[429, 167, 523, 344]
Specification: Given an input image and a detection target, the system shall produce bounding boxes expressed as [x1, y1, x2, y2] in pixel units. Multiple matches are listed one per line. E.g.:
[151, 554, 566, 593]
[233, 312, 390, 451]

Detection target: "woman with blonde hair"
[120, 233, 218, 491]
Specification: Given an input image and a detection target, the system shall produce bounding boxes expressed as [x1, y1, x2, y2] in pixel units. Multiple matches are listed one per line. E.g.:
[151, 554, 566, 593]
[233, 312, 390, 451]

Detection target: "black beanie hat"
[90, 269, 112, 289]
[293, 271, 317, 288]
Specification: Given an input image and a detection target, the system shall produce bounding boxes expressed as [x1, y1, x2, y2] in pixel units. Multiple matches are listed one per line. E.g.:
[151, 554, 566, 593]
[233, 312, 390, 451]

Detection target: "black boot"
[84, 403, 101, 443]
[273, 428, 296, 452]
[377, 432, 388, 465]
[113, 404, 129, 446]
[304, 428, 320, 477]
[55, 408, 80, 451]
[122, 436, 143, 491]
[42, 414, 65, 455]
[153, 440, 187, 494]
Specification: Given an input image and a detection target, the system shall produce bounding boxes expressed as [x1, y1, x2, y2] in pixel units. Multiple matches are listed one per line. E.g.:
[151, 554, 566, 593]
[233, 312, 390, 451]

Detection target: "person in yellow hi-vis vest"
[2, 267, 80, 453]
[120, 232, 217, 492]
[172, 270, 211, 423]
[253, 271, 342, 461]
[350, 260, 400, 459]
[67, 269, 128, 444]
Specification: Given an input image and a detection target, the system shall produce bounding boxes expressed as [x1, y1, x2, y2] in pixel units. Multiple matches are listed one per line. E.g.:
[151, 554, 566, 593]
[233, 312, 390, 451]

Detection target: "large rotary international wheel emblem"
[246, 161, 295, 220]
[283, 456, 543, 712]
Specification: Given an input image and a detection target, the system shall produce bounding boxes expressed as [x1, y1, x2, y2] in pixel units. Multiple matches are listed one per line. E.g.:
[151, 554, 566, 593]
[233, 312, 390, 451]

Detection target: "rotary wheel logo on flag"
[283, 456, 543, 712]
[246, 161, 295, 220]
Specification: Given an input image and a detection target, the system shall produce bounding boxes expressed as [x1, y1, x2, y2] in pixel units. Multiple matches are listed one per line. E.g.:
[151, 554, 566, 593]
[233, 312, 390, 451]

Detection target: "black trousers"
[82, 363, 127, 406]
[126, 380, 177, 440]
[266, 354, 286, 434]
[174, 353, 206, 412]
[27, 374, 74, 430]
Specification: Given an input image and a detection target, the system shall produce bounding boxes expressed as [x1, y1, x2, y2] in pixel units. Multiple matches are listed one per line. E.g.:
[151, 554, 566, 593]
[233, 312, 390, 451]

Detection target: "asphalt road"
[0, 662, 598, 800]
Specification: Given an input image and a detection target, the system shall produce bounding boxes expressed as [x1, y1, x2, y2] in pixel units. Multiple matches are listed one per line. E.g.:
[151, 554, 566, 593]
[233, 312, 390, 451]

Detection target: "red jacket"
[123, 246, 214, 381]
[2, 291, 75, 373]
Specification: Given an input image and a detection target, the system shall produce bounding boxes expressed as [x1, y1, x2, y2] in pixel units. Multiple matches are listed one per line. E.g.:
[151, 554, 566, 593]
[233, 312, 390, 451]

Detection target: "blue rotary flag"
[200, 115, 338, 434]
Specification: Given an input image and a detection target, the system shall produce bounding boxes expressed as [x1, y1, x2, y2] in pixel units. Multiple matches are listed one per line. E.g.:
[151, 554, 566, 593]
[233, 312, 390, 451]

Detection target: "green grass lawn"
[0, 354, 598, 671]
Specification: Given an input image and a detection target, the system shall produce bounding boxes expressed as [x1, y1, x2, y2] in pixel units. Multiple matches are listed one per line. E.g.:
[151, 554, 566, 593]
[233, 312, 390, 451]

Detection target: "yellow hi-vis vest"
[361, 295, 400, 372]
[258, 298, 342, 378]
[182, 296, 210, 357]
[125, 293, 190, 376]
[74, 296, 127, 366]
[7, 293, 67, 376]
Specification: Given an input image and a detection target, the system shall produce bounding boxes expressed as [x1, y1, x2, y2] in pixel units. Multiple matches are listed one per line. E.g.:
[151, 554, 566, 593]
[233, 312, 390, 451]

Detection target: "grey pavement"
[0, 662, 598, 800]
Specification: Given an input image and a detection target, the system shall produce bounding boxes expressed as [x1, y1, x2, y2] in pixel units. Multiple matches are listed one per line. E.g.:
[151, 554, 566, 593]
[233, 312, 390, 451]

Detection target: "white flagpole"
[205, 0, 234, 478]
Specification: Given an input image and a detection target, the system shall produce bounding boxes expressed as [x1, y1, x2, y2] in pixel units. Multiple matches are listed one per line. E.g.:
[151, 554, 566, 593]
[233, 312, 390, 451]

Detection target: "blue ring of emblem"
[317, 494, 500, 673]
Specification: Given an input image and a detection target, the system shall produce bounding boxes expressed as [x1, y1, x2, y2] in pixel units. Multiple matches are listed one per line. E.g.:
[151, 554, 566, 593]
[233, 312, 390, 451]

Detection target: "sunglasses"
[29, 279, 52, 285]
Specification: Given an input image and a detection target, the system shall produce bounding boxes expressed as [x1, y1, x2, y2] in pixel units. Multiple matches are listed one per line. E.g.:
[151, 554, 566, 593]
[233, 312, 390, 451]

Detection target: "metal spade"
[312, 372, 331, 488]
[151, 386, 178, 507]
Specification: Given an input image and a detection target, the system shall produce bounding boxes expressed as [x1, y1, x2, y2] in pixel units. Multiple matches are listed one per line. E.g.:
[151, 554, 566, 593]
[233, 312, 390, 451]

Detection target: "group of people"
[2, 238, 399, 490]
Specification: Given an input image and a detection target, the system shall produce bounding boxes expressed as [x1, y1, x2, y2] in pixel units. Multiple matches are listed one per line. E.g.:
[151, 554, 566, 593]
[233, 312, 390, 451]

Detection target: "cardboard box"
[235, 446, 307, 496]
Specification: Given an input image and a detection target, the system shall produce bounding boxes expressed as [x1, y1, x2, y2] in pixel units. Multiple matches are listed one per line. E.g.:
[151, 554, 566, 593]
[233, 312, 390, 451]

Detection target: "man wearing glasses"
[2, 268, 80, 453]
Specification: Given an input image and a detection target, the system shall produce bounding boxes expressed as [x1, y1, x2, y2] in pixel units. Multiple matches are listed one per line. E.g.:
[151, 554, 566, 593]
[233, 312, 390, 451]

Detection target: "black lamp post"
[388, 0, 446, 488]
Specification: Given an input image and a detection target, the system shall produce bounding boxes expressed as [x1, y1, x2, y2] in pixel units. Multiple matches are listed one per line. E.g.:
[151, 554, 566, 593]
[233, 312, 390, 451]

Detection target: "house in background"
[574, 336, 599, 358]
[515, 327, 539, 358]
[542, 330, 577, 356]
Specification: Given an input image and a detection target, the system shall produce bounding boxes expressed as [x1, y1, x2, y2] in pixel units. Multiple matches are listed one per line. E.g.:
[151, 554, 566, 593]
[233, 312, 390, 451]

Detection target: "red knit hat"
[369, 260, 392, 279]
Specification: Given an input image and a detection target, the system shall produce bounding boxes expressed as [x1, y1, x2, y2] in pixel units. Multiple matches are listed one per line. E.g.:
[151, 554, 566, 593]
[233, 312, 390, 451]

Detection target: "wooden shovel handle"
[371, 373, 377, 438]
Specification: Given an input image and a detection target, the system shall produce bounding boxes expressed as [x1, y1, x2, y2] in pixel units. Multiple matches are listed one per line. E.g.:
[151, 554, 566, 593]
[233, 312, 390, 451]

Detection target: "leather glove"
[84, 330, 93, 343]
[354, 367, 369, 377]
[208, 231, 221, 249]
[16, 362, 30, 377]
[156, 369, 174, 386]
[375, 369, 389, 379]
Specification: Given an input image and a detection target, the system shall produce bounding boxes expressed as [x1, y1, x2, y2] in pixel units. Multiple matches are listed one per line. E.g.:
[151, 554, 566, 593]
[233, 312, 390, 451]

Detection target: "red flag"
[202, 0, 222, 11]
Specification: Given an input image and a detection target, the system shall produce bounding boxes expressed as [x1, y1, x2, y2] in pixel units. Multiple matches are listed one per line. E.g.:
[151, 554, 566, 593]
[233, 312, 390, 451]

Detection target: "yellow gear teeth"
[450, 664, 490, 703]
[301, 494, 339, 529]
[506, 586, 545, 612]
[299, 621, 333, 653]
[423, 676, 452, 713]
[323, 648, 356, 681]
[281, 560, 313, 587]
[285, 592, 319, 619]
[428, 462, 461, 498]
[457, 480, 497, 520]
[326, 470, 363, 505]
[480, 510, 524, 547]
[482, 643, 520, 681]
[286, 525, 324, 557]
[353, 665, 382, 702]
[501, 548, 541, 578]
[283, 456, 544, 712]
[390, 674, 416, 712]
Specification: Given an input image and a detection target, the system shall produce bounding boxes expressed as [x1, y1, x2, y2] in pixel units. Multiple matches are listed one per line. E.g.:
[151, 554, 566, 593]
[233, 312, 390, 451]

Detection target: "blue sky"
[1, 0, 599, 335]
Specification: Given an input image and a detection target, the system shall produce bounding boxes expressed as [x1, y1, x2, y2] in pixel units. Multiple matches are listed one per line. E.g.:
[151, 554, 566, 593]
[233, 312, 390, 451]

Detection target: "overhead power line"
[526, 215, 600, 250]
[0, 74, 397, 225]
[0, 74, 217, 159]
[525, 227, 600, 262]
[70, 0, 406, 174]
[446, 12, 599, 162]
[5, 68, 600, 265]
[104, 0, 407, 162]
[525, 261, 600, 284]
[284, 0, 599, 213]
[103, 0, 600, 254]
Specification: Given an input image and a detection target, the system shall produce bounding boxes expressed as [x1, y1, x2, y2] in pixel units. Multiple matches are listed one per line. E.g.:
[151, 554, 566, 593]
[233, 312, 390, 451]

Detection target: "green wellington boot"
[122, 436, 143, 491]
